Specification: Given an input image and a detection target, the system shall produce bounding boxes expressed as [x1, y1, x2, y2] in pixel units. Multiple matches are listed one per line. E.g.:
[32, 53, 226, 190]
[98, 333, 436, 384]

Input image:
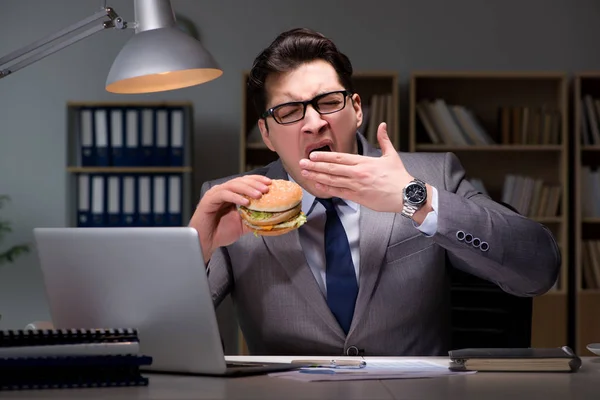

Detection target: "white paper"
[269, 358, 475, 382]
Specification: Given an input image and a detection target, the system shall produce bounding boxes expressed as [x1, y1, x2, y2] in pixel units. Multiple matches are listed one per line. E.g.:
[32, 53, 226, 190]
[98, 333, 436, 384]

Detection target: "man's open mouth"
[308, 145, 331, 157]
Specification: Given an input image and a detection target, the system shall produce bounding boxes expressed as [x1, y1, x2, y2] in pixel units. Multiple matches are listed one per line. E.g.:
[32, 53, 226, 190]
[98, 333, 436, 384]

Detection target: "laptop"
[33, 226, 302, 376]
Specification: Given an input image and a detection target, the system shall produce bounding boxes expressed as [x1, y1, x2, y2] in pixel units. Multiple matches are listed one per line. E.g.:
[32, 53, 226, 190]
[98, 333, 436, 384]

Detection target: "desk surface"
[2, 356, 598, 400]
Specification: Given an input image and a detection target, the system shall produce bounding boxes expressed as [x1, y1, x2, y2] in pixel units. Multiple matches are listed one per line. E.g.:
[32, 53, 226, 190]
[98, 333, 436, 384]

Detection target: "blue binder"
[154, 109, 170, 166]
[169, 108, 185, 166]
[121, 175, 137, 226]
[89, 174, 106, 227]
[137, 175, 153, 227]
[124, 108, 141, 166]
[140, 108, 155, 166]
[93, 108, 110, 166]
[109, 108, 126, 166]
[78, 108, 95, 166]
[167, 174, 183, 226]
[106, 175, 122, 227]
[152, 175, 167, 226]
[76, 174, 91, 227]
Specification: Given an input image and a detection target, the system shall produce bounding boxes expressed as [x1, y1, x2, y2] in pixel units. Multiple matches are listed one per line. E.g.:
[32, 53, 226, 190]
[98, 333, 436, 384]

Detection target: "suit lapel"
[348, 133, 396, 337]
[261, 160, 346, 340]
[348, 205, 395, 337]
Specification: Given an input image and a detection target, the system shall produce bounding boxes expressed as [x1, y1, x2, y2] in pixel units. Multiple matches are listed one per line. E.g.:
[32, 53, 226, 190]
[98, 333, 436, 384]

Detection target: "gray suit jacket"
[200, 133, 561, 356]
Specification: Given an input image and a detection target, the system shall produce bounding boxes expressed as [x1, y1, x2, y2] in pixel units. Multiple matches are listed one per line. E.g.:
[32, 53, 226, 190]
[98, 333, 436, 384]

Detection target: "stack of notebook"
[448, 346, 582, 372]
[0, 328, 152, 390]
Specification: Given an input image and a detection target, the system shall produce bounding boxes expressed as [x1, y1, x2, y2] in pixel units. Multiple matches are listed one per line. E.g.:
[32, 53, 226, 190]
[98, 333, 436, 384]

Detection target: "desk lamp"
[0, 0, 223, 93]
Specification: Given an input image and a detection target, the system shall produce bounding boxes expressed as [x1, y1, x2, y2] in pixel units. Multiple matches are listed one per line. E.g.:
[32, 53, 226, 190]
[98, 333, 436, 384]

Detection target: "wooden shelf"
[410, 71, 569, 349]
[414, 144, 563, 152]
[581, 145, 600, 151]
[245, 142, 270, 150]
[574, 72, 600, 355]
[67, 167, 193, 173]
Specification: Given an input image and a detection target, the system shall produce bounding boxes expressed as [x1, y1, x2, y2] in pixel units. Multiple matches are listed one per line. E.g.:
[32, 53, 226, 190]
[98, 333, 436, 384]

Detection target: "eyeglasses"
[261, 90, 352, 125]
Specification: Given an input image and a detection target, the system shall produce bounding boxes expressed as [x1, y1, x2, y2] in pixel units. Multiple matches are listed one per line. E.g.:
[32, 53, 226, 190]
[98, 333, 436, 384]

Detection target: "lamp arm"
[0, 7, 128, 79]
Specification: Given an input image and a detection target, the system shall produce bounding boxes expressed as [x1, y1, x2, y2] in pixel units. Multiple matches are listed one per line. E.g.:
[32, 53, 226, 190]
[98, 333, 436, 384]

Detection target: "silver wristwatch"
[401, 178, 428, 218]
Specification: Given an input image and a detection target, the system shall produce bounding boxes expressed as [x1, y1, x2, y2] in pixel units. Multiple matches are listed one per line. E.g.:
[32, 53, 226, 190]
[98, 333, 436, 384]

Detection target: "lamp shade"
[105, 26, 222, 94]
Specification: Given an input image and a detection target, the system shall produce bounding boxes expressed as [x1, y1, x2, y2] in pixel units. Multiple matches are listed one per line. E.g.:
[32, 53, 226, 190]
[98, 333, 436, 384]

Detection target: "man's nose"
[302, 105, 327, 134]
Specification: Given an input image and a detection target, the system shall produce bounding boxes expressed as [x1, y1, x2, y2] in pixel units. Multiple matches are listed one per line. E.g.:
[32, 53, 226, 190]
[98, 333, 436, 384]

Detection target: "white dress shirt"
[289, 174, 439, 296]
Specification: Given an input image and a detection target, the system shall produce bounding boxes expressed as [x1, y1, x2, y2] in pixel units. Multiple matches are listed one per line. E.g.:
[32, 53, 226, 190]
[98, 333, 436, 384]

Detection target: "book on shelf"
[416, 99, 561, 146]
[467, 174, 561, 218]
[580, 166, 600, 218]
[498, 105, 561, 145]
[580, 94, 600, 145]
[416, 99, 495, 146]
[582, 240, 600, 289]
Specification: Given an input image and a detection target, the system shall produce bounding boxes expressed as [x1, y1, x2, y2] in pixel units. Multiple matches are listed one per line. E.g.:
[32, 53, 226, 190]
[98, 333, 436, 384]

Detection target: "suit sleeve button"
[456, 230, 465, 241]
[480, 241, 489, 251]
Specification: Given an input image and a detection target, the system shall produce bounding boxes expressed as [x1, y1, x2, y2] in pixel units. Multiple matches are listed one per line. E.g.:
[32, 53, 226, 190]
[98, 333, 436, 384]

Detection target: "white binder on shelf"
[77, 174, 90, 227]
[110, 108, 125, 166]
[90, 175, 106, 227]
[79, 108, 94, 166]
[125, 108, 141, 166]
[155, 109, 169, 166]
[167, 175, 182, 226]
[121, 175, 136, 226]
[137, 175, 152, 226]
[152, 175, 167, 227]
[169, 108, 184, 166]
[94, 108, 110, 166]
[106, 175, 121, 227]
[141, 108, 155, 166]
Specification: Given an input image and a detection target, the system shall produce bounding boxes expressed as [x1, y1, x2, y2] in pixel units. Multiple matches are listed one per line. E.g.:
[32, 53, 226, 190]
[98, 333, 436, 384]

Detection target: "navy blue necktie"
[317, 198, 358, 334]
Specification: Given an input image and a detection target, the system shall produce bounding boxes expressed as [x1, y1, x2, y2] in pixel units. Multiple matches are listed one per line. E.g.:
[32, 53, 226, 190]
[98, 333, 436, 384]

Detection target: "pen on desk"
[290, 359, 367, 368]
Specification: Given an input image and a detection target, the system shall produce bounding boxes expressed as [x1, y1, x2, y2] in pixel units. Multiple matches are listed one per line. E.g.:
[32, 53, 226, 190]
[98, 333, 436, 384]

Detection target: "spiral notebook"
[0, 328, 152, 390]
[0, 354, 152, 390]
[0, 328, 140, 358]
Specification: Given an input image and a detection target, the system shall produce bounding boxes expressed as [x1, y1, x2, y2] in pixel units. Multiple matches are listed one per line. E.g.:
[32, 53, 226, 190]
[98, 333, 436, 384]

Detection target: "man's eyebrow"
[270, 90, 334, 106]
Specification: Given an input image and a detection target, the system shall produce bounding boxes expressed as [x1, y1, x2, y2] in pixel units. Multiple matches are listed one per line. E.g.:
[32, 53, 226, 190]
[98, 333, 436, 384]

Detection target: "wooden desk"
[1, 356, 598, 399]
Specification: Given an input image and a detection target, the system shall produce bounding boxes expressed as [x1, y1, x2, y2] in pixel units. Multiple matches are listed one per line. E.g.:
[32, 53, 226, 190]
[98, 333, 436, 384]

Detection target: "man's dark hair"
[248, 28, 354, 117]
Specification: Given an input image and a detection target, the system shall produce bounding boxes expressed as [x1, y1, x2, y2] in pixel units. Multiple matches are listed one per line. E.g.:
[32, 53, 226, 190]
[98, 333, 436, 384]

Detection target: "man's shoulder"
[398, 151, 449, 167]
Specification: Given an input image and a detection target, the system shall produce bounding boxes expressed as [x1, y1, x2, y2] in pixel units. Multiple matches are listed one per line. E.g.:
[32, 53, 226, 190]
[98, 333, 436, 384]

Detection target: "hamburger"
[238, 179, 307, 236]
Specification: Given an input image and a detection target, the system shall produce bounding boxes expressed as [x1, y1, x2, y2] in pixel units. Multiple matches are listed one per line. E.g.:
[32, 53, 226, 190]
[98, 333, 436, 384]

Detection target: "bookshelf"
[66, 101, 195, 229]
[409, 71, 569, 348]
[240, 70, 399, 173]
[573, 72, 600, 356]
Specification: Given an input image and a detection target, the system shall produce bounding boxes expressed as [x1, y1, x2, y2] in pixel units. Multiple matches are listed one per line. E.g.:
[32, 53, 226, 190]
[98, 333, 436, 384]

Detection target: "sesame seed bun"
[245, 179, 303, 212]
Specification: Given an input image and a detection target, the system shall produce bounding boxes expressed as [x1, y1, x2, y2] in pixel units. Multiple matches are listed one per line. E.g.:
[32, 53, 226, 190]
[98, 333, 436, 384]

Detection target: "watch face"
[405, 182, 426, 204]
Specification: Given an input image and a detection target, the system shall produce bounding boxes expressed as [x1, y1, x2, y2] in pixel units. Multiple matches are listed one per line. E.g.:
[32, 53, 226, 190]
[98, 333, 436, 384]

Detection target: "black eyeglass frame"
[260, 89, 353, 125]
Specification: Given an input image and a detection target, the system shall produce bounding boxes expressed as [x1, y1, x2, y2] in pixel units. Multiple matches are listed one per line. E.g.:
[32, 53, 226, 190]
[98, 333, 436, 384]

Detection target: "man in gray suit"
[188, 28, 560, 356]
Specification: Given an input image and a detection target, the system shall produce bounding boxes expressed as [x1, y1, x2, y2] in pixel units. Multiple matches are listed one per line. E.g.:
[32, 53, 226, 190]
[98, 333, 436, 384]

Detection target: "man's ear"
[258, 119, 275, 151]
[351, 93, 363, 130]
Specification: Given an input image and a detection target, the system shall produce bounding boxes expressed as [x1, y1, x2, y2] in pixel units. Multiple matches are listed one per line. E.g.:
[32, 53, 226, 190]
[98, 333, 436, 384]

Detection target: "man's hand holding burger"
[189, 176, 307, 263]
[189, 175, 272, 262]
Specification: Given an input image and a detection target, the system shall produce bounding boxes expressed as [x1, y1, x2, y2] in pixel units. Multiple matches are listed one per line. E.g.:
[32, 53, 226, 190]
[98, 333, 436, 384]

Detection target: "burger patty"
[238, 203, 302, 227]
